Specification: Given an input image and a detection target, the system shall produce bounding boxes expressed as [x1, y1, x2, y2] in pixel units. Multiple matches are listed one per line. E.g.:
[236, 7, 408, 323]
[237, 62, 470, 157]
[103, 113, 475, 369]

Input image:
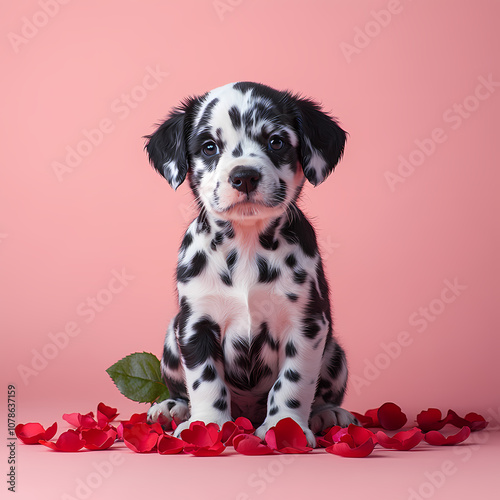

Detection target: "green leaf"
[106, 352, 170, 404]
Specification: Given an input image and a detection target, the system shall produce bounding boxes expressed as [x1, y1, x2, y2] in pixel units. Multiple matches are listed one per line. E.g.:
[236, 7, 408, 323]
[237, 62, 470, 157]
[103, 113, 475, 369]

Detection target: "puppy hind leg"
[309, 338, 358, 433]
[147, 317, 191, 428]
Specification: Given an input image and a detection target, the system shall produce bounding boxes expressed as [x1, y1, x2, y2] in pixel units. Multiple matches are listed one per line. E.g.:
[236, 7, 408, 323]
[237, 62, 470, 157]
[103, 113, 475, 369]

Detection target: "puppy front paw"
[309, 405, 359, 434]
[147, 399, 190, 429]
[255, 415, 316, 448]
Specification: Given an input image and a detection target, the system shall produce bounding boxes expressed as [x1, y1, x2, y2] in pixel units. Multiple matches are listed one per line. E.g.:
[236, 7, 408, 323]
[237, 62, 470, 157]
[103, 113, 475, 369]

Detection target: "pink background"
[1, 1, 499, 499]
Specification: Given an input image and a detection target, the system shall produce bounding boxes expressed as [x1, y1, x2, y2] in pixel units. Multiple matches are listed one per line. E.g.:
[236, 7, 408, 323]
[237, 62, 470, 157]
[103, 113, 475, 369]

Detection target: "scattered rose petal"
[464, 412, 488, 431]
[233, 434, 275, 455]
[234, 417, 254, 432]
[181, 421, 225, 457]
[265, 418, 313, 454]
[63, 412, 98, 430]
[416, 408, 448, 432]
[15, 422, 57, 445]
[157, 434, 186, 455]
[446, 410, 489, 431]
[325, 438, 376, 458]
[97, 403, 119, 426]
[351, 412, 376, 428]
[39, 429, 86, 452]
[82, 427, 117, 450]
[376, 428, 423, 450]
[377, 402, 407, 430]
[221, 418, 255, 445]
[424, 426, 471, 446]
[122, 423, 160, 453]
[325, 424, 377, 457]
[364, 409, 381, 427]
[316, 426, 341, 448]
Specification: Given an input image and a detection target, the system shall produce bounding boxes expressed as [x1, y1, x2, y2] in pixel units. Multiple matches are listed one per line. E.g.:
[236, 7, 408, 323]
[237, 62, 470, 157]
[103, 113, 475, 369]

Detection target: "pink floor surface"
[10, 401, 500, 500]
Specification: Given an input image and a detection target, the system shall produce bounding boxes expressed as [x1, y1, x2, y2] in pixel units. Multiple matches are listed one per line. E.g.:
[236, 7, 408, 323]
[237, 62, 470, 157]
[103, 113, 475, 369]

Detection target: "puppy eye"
[269, 136, 284, 151]
[202, 141, 219, 157]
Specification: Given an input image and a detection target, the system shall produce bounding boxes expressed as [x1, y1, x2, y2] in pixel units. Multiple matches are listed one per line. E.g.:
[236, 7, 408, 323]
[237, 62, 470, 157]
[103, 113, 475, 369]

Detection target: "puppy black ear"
[144, 108, 190, 190]
[293, 96, 347, 186]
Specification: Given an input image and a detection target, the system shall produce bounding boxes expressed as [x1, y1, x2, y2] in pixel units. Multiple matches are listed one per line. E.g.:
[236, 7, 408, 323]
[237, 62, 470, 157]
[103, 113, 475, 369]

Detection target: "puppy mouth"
[215, 199, 264, 217]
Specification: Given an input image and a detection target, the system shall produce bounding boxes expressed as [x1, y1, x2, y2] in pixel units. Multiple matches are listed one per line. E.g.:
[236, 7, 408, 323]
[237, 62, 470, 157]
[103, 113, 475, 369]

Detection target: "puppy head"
[145, 82, 346, 222]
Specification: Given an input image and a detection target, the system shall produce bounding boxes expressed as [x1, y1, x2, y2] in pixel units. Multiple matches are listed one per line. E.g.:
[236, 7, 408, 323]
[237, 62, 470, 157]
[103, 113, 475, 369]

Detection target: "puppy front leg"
[255, 332, 326, 448]
[173, 312, 231, 437]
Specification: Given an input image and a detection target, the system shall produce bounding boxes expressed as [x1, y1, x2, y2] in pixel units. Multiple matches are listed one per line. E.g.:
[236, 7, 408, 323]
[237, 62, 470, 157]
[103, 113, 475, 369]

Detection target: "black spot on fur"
[327, 344, 346, 381]
[210, 231, 224, 251]
[273, 379, 282, 391]
[232, 143, 243, 158]
[163, 345, 180, 370]
[220, 272, 232, 286]
[202, 365, 217, 382]
[226, 250, 238, 272]
[177, 251, 207, 283]
[180, 232, 193, 252]
[177, 297, 191, 340]
[213, 398, 228, 411]
[259, 218, 280, 251]
[284, 369, 301, 382]
[293, 269, 307, 284]
[224, 325, 275, 391]
[260, 322, 279, 351]
[280, 208, 318, 258]
[269, 406, 279, 416]
[228, 106, 242, 129]
[287, 293, 298, 302]
[257, 255, 280, 283]
[286, 398, 301, 409]
[192, 379, 201, 390]
[196, 211, 211, 234]
[285, 254, 297, 268]
[196, 98, 219, 131]
[180, 317, 222, 370]
[165, 378, 187, 399]
[285, 341, 297, 357]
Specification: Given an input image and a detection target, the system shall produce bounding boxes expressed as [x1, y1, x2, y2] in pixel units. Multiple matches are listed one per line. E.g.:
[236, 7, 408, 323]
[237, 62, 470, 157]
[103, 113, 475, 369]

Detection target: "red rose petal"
[15, 422, 57, 444]
[234, 417, 254, 433]
[63, 412, 98, 430]
[233, 434, 275, 455]
[187, 441, 226, 457]
[377, 402, 407, 430]
[96, 403, 119, 426]
[364, 409, 381, 427]
[180, 421, 226, 456]
[351, 411, 376, 428]
[265, 418, 312, 454]
[221, 418, 255, 446]
[325, 437, 376, 458]
[316, 426, 342, 448]
[122, 423, 159, 453]
[127, 413, 148, 424]
[82, 427, 117, 450]
[347, 424, 377, 446]
[376, 428, 423, 450]
[181, 422, 219, 449]
[157, 434, 186, 455]
[416, 408, 448, 432]
[40, 429, 86, 452]
[221, 421, 237, 444]
[464, 412, 488, 431]
[424, 426, 471, 446]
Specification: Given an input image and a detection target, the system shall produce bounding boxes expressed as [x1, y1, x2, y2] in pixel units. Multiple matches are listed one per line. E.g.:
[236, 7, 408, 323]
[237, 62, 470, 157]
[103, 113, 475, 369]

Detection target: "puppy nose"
[229, 167, 261, 194]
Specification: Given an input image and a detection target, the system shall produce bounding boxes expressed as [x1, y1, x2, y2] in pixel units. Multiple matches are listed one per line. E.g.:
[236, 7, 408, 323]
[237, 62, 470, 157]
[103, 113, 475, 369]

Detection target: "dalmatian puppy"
[145, 82, 357, 447]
